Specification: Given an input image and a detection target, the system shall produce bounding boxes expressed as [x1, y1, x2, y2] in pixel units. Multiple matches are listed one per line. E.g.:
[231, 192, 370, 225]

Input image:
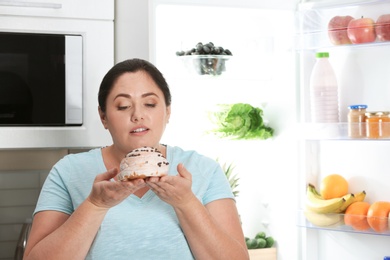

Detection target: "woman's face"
[99, 71, 171, 154]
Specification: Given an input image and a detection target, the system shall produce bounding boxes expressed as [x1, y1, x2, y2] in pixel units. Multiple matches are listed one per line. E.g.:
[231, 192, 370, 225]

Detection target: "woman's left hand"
[146, 163, 195, 207]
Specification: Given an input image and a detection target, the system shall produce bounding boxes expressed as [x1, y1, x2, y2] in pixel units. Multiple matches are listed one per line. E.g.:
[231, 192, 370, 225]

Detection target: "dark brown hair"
[98, 59, 172, 112]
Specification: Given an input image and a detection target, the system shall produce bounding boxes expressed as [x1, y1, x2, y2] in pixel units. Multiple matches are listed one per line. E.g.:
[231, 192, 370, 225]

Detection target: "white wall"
[114, 0, 150, 62]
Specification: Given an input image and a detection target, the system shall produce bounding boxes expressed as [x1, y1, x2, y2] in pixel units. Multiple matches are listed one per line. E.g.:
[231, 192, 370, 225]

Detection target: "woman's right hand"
[87, 168, 146, 209]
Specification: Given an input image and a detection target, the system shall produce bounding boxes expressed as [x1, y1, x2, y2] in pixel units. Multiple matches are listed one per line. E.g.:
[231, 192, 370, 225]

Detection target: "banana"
[311, 184, 323, 199]
[335, 193, 355, 213]
[304, 185, 368, 226]
[336, 190, 367, 213]
[305, 184, 346, 214]
[353, 190, 366, 202]
[304, 210, 342, 227]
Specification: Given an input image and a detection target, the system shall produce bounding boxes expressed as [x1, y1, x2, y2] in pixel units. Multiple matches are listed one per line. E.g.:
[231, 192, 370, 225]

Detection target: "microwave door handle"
[0, 0, 62, 9]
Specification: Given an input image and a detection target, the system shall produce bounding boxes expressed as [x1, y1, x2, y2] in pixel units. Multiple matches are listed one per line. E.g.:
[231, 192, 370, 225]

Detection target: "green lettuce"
[209, 103, 274, 140]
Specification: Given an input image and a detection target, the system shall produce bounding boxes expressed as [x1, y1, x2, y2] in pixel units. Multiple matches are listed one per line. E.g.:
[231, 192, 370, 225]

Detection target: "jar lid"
[365, 111, 390, 117]
[348, 104, 367, 109]
[316, 52, 329, 58]
[377, 111, 390, 116]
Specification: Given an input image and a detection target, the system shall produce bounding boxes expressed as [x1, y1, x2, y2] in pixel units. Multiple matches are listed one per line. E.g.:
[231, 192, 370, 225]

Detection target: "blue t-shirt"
[34, 145, 234, 260]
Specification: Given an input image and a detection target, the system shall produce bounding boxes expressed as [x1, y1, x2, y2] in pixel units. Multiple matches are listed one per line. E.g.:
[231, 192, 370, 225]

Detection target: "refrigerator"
[142, 0, 390, 259]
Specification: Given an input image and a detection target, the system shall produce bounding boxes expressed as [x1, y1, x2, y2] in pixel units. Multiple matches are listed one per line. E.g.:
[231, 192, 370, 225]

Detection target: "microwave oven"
[0, 31, 83, 126]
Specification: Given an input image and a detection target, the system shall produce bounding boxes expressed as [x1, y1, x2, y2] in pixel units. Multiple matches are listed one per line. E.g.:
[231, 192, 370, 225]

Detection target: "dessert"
[118, 146, 169, 181]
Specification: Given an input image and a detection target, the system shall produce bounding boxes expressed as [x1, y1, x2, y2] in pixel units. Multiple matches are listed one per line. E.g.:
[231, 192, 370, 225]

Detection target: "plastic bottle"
[309, 52, 339, 123]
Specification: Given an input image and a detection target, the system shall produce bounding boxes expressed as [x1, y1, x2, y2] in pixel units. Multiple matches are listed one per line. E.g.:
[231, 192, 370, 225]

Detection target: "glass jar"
[348, 104, 367, 138]
[365, 111, 390, 139]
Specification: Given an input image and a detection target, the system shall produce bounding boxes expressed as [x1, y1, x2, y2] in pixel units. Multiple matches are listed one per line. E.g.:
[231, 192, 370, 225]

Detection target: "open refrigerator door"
[296, 0, 390, 259]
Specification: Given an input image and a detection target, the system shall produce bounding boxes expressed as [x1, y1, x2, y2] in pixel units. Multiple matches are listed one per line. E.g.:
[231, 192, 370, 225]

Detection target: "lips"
[130, 127, 148, 133]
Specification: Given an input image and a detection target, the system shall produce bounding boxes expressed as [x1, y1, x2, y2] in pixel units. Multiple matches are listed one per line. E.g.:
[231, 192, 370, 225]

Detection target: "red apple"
[328, 15, 354, 45]
[347, 17, 376, 44]
[376, 14, 390, 42]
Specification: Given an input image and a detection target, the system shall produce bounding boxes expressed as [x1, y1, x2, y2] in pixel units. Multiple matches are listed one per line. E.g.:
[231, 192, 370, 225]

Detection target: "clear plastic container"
[348, 104, 367, 138]
[310, 52, 339, 123]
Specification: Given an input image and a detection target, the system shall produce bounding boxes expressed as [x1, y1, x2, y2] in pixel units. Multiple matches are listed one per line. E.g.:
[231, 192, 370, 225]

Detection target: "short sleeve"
[202, 160, 235, 205]
[34, 158, 74, 216]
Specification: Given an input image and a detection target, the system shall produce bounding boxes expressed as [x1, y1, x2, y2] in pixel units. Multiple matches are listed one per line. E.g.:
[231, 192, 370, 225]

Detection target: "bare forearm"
[25, 199, 109, 260]
[174, 197, 249, 260]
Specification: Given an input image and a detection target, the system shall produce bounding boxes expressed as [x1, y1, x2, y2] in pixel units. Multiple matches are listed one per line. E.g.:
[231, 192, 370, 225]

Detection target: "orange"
[344, 201, 370, 231]
[320, 174, 348, 199]
[367, 201, 390, 233]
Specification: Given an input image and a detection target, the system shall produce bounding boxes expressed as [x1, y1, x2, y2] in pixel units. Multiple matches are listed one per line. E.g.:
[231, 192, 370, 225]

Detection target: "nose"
[130, 105, 144, 122]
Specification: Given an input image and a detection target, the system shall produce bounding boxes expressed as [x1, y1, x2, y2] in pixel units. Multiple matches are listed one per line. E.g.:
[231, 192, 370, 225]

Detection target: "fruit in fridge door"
[328, 15, 354, 45]
[304, 210, 342, 227]
[376, 14, 390, 42]
[305, 184, 346, 214]
[367, 201, 390, 233]
[344, 201, 371, 231]
[320, 174, 349, 200]
[347, 16, 376, 44]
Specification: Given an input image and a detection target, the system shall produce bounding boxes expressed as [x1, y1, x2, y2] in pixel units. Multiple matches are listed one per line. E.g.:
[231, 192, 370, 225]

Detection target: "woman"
[24, 59, 249, 260]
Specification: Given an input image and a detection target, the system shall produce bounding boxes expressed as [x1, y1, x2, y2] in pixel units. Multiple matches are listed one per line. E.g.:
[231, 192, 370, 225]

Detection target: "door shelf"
[296, 33, 390, 52]
[297, 209, 390, 237]
[300, 122, 390, 140]
[296, 0, 390, 50]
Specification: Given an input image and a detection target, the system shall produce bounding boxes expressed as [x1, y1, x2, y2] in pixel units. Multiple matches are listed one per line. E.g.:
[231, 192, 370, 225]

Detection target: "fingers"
[95, 168, 118, 182]
[128, 178, 146, 187]
[177, 163, 192, 181]
[107, 168, 119, 179]
[148, 183, 165, 195]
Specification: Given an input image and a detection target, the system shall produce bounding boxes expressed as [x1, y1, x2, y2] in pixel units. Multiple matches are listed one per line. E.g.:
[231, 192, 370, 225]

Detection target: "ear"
[98, 106, 108, 129]
[166, 106, 171, 123]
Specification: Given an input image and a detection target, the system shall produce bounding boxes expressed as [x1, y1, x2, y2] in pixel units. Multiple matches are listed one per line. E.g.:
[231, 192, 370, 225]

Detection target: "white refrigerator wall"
[150, 3, 299, 259]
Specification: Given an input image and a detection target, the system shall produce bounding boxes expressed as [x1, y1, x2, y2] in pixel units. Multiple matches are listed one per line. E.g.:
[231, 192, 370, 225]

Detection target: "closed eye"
[118, 106, 130, 110]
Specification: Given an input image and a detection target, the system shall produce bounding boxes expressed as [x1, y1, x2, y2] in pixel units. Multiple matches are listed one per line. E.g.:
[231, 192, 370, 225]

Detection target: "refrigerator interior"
[296, 0, 390, 259]
[150, 1, 299, 259]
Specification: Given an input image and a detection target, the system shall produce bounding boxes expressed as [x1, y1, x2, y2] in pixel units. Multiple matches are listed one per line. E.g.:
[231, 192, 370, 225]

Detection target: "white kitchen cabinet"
[0, 0, 113, 20]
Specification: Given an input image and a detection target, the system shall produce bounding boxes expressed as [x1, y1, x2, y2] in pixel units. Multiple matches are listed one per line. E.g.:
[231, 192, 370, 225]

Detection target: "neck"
[157, 144, 167, 157]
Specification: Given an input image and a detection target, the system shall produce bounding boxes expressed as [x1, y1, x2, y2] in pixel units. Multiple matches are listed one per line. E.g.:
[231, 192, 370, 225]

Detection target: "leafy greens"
[209, 103, 274, 140]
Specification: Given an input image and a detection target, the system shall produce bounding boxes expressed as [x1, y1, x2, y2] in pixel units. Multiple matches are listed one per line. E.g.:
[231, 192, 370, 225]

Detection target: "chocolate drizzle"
[125, 146, 163, 158]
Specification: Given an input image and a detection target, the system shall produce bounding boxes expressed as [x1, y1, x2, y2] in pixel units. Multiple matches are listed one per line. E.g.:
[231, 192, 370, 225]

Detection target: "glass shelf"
[296, 0, 390, 50]
[299, 122, 390, 140]
[297, 209, 390, 237]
